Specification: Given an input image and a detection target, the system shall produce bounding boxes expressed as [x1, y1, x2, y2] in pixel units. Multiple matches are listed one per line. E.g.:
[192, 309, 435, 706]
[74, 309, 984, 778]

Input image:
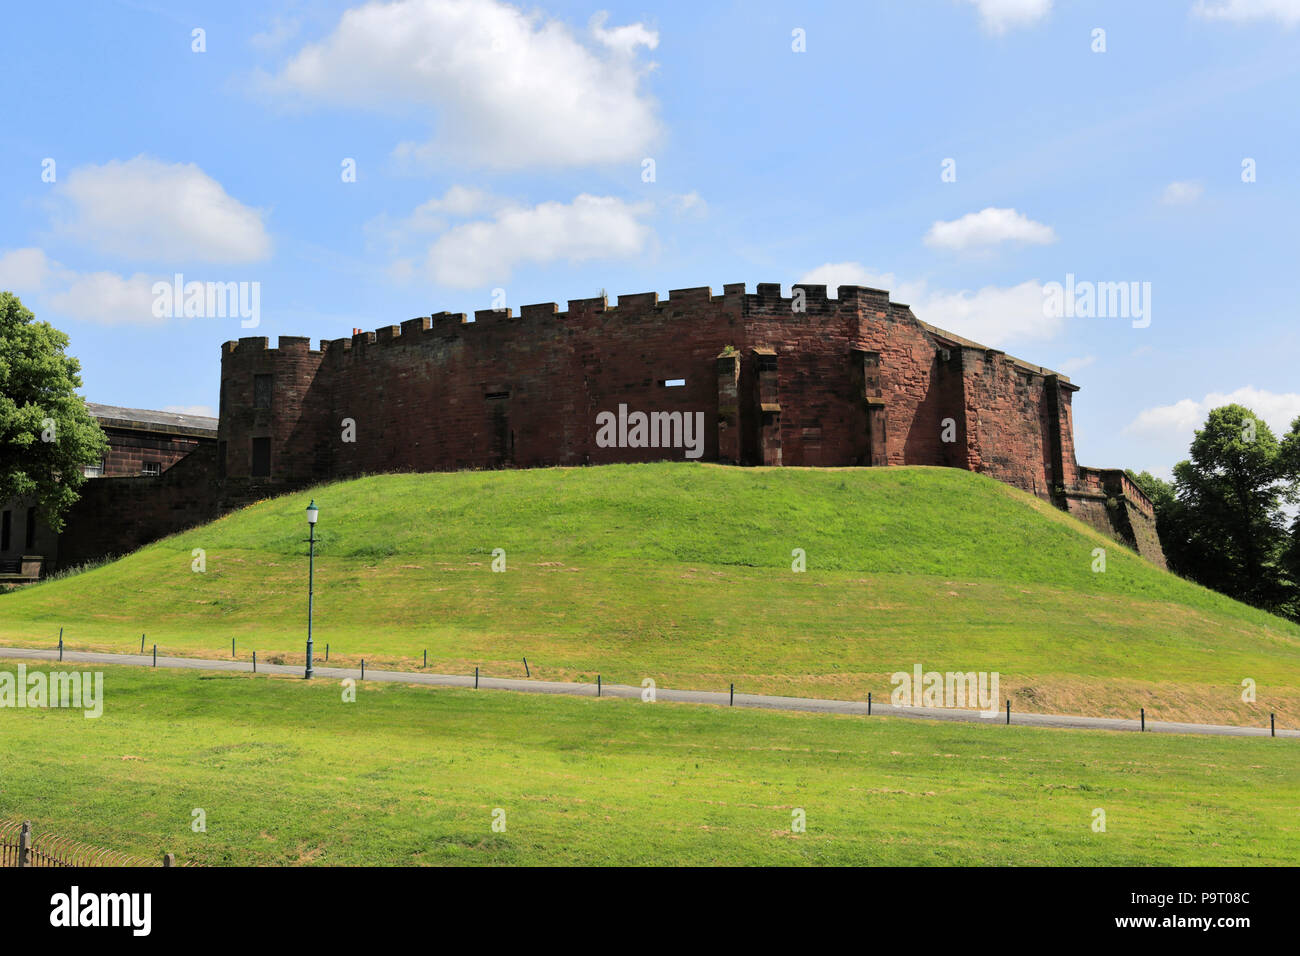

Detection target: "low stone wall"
[55, 444, 224, 569]
[1062, 468, 1167, 568]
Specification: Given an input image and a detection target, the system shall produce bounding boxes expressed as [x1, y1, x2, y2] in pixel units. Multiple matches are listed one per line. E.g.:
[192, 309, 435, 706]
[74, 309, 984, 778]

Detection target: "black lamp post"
[305, 499, 318, 679]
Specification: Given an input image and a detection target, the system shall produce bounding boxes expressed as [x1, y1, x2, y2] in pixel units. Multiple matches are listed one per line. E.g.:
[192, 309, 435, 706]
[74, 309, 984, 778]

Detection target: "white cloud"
[1, 247, 161, 325]
[917, 280, 1059, 344]
[0, 247, 56, 290]
[798, 261, 1058, 346]
[1, 248, 164, 325]
[420, 185, 500, 219]
[589, 11, 658, 55]
[55, 156, 271, 264]
[424, 193, 653, 287]
[1126, 398, 1205, 436]
[1161, 180, 1205, 204]
[367, 185, 508, 251]
[962, 0, 1053, 33]
[260, 0, 661, 169]
[670, 191, 708, 217]
[1125, 387, 1300, 442]
[924, 207, 1057, 251]
[47, 270, 161, 326]
[797, 263, 928, 305]
[1192, 0, 1300, 26]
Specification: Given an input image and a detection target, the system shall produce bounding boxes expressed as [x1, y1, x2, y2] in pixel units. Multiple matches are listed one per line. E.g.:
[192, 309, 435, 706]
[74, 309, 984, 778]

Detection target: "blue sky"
[2, 0, 1298, 477]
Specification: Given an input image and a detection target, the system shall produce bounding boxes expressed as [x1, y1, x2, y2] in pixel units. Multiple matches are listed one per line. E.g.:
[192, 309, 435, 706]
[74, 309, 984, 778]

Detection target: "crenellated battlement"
[222, 335, 323, 356]
[219, 282, 929, 362]
[216, 282, 1069, 396]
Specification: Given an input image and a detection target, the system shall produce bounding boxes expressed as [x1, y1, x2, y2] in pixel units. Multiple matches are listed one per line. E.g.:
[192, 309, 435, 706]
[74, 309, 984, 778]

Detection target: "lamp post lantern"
[305, 500, 318, 679]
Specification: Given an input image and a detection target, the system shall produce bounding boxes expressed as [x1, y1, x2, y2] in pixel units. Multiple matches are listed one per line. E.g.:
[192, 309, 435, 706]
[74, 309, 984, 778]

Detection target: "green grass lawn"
[2, 464, 1297, 725]
[0, 661, 1295, 866]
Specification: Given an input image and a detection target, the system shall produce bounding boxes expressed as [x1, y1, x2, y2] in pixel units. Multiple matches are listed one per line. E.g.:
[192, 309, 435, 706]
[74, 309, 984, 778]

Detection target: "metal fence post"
[523, 657, 530, 678]
[475, 666, 479, 689]
[253, 651, 256, 673]
[1271, 713, 1276, 738]
[867, 691, 872, 716]
[18, 821, 32, 868]
[153, 644, 157, 667]
[1140, 707, 1145, 732]
[232, 638, 235, 657]
[1005, 699, 1010, 725]
[361, 658, 365, 680]
[59, 627, 63, 662]
[423, 649, 427, 668]
[141, 633, 145, 653]
[597, 674, 602, 697]
[730, 683, 734, 707]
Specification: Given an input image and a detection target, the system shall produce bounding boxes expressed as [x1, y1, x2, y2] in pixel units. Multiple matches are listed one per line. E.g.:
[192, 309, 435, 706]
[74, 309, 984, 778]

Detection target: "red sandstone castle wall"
[217, 283, 1080, 501]
[219, 336, 328, 481]
[951, 348, 1069, 498]
[309, 289, 745, 475]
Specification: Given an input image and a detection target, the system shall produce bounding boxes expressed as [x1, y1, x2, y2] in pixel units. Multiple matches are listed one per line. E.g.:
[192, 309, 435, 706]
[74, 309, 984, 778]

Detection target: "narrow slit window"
[662, 378, 686, 388]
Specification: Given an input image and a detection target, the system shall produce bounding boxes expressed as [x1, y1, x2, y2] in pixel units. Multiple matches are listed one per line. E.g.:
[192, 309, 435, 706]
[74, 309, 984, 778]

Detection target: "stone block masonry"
[212, 281, 1164, 565]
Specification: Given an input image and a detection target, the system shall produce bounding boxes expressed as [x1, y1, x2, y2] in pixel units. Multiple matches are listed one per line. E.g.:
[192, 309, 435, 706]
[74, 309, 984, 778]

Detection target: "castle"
[9, 282, 1165, 574]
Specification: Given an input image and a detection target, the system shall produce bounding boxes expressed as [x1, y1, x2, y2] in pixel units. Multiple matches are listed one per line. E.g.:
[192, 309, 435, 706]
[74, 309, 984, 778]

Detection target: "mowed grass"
[0, 661, 1296, 866]
[2, 464, 1298, 725]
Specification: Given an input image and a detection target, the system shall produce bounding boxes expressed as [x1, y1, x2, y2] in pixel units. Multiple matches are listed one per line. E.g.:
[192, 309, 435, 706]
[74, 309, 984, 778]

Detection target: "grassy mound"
[2, 464, 1297, 724]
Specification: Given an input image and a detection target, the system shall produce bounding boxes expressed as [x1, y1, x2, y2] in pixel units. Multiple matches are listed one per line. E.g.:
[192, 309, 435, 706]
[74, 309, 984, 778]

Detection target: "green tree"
[1166, 405, 1298, 611]
[0, 292, 108, 532]
[1281, 515, 1300, 622]
[1283, 415, 1300, 477]
[1127, 469, 1174, 512]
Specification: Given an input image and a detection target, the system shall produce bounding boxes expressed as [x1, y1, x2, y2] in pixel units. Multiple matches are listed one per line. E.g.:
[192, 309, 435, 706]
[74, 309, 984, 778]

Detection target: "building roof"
[86, 403, 219, 437]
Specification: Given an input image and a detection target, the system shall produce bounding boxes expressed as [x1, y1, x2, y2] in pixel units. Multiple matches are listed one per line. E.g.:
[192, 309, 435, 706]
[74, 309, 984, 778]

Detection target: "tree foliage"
[1131, 404, 1300, 620]
[0, 292, 108, 532]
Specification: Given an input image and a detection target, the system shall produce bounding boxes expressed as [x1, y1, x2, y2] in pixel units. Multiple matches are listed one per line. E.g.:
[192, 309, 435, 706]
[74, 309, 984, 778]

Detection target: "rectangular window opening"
[251, 437, 271, 477]
[142, 461, 161, 477]
[661, 378, 686, 388]
[254, 374, 273, 409]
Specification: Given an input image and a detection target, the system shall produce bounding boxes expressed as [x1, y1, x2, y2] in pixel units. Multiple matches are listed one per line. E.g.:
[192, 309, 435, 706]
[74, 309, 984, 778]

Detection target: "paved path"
[1, 646, 1293, 739]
